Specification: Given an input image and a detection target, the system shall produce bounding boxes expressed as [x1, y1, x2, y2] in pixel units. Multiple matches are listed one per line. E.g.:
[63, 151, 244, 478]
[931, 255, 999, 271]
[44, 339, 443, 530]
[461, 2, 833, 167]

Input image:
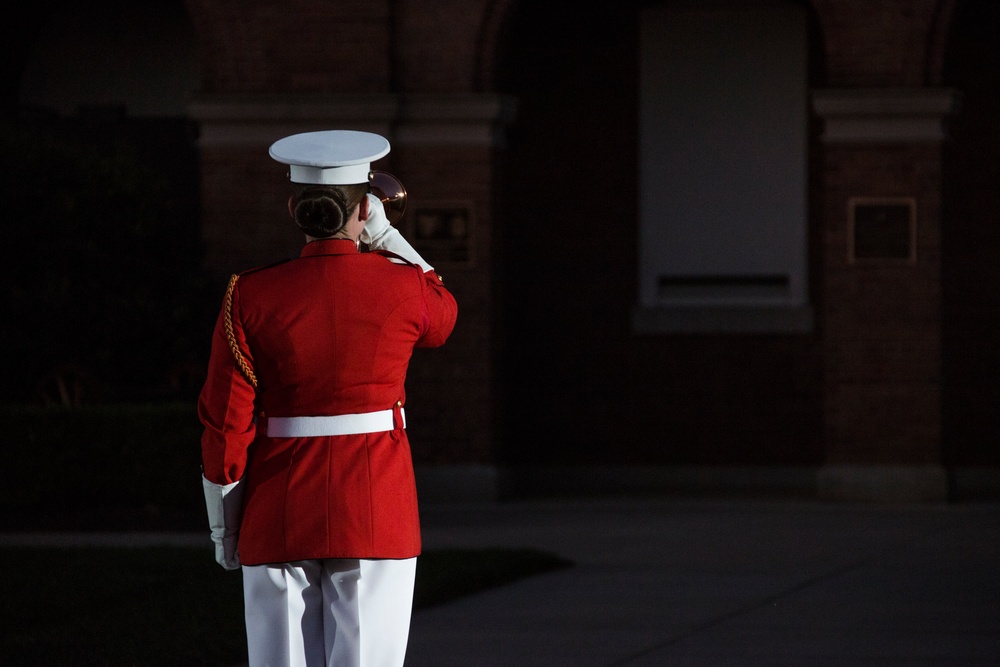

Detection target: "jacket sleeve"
[415, 268, 458, 349]
[198, 279, 258, 485]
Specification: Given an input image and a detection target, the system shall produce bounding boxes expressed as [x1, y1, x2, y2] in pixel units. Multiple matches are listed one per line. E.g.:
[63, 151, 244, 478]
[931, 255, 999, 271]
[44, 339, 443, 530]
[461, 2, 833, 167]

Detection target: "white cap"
[268, 130, 391, 185]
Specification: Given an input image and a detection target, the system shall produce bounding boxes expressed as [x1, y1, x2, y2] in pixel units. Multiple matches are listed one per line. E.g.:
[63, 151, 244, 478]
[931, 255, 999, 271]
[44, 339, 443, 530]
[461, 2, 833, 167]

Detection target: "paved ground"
[408, 498, 1000, 666]
[5, 497, 997, 665]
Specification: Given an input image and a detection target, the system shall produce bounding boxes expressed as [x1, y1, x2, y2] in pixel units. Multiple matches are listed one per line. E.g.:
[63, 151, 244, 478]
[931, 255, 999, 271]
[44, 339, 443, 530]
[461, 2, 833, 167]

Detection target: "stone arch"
[473, 0, 520, 92]
[924, 0, 961, 85]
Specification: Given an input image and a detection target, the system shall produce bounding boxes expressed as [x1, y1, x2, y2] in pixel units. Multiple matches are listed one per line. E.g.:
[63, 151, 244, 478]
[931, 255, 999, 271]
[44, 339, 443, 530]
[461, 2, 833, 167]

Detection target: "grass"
[0, 545, 572, 666]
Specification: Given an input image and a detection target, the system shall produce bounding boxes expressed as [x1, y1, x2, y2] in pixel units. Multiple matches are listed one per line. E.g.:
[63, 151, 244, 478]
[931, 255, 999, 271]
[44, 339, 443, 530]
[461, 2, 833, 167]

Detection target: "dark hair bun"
[293, 192, 348, 237]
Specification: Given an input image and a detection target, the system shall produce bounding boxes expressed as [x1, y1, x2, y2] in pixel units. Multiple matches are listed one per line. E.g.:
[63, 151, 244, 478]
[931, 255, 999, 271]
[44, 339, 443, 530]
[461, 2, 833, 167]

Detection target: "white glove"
[360, 193, 434, 272]
[202, 475, 245, 570]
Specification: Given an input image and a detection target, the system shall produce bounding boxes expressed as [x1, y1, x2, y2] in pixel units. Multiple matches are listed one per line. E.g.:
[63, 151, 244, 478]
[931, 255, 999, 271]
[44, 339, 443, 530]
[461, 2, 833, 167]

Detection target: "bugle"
[370, 171, 407, 224]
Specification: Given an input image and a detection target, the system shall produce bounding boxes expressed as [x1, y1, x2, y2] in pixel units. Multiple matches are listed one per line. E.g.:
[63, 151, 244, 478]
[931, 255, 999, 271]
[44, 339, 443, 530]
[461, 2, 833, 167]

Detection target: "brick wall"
[394, 143, 499, 464]
[198, 143, 302, 281]
[810, 0, 950, 86]
[180, 0, 995, 487]
[185, 0, 392, 93]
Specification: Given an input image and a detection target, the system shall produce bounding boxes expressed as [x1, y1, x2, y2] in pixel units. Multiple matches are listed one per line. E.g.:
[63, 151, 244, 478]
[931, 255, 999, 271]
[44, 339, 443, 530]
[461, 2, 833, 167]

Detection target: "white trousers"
[242, 557, 417, 667]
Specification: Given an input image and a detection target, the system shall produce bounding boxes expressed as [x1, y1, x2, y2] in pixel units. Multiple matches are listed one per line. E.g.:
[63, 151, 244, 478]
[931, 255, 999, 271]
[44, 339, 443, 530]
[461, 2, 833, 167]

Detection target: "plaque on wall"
[848, 197, 916, 263]
[407, 203, 472, 264]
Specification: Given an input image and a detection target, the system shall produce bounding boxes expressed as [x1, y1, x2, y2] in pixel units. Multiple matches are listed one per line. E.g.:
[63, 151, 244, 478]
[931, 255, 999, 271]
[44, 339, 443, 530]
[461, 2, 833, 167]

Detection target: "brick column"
[812, 88, 959, 501]
[390, 94, 516, 500]
[188, 93, 516, 500]
[188, 95, 399, 277]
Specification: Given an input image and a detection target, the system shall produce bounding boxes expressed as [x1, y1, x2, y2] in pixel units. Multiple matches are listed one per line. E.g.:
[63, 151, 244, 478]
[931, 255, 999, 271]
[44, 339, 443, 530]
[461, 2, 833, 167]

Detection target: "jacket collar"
[300, 238, 359, 258]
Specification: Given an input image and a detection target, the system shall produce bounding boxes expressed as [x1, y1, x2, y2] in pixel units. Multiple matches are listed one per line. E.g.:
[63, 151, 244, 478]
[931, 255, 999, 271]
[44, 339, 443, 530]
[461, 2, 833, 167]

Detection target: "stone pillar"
[812, 88, 959, 501]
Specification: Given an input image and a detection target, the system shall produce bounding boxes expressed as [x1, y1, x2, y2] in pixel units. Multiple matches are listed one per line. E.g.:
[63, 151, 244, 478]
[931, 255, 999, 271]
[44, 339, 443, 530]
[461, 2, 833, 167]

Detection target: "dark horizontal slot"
[658, 274, 790, 288]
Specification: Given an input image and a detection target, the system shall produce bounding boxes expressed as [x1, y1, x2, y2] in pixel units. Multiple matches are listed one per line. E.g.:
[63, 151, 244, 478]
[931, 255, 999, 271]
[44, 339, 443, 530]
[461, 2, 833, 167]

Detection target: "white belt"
[266, 408, 405, 438]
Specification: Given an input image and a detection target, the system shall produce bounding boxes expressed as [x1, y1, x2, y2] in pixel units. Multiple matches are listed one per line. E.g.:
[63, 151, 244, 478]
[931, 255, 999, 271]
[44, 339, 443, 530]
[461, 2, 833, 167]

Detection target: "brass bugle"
[370, 170, 407, 225]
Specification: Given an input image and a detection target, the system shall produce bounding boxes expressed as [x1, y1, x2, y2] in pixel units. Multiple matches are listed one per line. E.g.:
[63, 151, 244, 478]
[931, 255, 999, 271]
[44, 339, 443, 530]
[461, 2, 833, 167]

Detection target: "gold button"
[396, 400, 402, 407]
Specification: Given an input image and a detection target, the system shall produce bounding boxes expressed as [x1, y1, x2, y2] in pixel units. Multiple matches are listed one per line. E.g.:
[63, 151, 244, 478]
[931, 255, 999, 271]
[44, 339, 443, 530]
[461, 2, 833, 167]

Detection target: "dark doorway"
[493, 2, 641, 469]
[941, 1, 1000, 471]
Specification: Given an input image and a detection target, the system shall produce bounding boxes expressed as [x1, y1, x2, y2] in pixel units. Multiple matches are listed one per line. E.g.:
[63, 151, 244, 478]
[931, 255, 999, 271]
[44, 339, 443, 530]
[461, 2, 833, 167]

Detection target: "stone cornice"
[188, 93, 518, 148]
[811, 88, 960, 144]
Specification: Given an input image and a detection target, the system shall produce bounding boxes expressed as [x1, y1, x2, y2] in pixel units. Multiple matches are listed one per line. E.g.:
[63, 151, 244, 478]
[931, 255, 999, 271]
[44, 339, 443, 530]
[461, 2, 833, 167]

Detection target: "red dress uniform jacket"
[198, 239, 457, 565]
